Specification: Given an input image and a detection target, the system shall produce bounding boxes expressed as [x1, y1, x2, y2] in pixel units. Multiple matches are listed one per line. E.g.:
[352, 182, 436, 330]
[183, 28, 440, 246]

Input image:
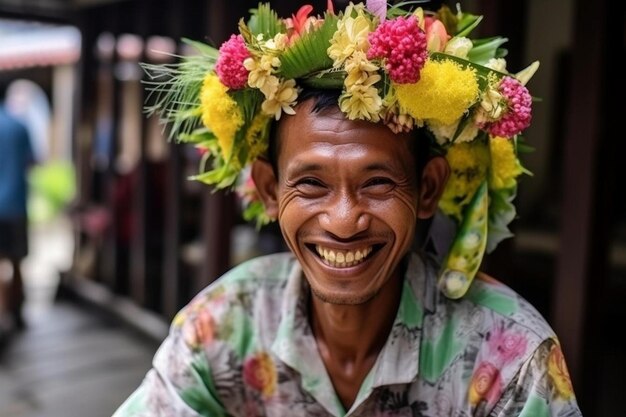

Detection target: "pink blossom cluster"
[215, 34, 250, 90]
[367, 15, 427, 84]
[485, 77, 533, 138]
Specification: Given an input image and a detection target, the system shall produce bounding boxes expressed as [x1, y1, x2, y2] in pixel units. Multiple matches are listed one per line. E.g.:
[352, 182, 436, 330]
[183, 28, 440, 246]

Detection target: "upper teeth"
[315, 245, 373, 268]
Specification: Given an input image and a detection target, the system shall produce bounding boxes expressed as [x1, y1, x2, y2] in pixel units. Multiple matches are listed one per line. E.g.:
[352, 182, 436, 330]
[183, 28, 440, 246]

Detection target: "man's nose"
[319, 192, 371, 239]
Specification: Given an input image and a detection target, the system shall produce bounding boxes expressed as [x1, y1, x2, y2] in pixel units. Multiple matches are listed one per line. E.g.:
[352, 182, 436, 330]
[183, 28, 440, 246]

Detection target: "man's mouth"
[313, 245, 377, 268]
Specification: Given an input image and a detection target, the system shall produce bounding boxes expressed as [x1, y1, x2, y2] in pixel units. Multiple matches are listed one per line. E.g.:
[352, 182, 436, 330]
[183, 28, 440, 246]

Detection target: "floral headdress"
[143, 1, 539, 299]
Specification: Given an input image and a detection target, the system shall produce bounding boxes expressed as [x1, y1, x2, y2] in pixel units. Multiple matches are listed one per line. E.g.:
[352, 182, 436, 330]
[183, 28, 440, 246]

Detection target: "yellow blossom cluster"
[488, 136, 523, 190]
[200, 74, 243, 161]
[327, 3, 371, 66]
[395, 59, 479, 125]
[439, 140, 490, 220]
[329, 5, 382, 121]
[244, 33, 298, 120]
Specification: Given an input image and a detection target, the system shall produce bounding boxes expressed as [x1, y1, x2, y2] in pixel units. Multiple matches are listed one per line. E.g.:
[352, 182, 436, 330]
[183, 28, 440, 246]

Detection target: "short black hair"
[267, 87, 432, 181]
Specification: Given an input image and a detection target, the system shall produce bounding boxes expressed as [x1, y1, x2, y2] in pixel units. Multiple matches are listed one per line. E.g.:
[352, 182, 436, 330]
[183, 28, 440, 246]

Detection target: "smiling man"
[114, 2, 582, 416]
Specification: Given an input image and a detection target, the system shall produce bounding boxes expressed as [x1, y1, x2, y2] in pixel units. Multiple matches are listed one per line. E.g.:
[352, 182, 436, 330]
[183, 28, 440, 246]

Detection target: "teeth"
[315, 245, 373, 268]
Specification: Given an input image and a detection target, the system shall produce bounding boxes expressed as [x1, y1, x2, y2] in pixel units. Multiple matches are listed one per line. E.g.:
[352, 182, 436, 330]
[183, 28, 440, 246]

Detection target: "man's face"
[253, 99, 446, 305]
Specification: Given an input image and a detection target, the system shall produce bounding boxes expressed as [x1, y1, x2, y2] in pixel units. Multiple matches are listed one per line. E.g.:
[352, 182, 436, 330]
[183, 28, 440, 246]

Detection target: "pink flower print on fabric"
[488, 326, 528, 364]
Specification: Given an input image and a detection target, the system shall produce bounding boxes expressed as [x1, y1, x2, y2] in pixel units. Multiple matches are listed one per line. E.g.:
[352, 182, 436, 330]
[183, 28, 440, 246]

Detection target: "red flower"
[243, 351, 277, 397]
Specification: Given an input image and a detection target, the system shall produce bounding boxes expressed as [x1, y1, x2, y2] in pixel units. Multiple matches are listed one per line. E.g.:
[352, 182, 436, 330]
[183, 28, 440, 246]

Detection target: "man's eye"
[296, 178, 324, 188]
[364, 177, 395, 188]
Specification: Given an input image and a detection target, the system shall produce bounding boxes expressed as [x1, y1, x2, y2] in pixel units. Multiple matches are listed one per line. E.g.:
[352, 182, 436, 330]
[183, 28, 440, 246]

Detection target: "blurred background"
[0, 0, 623, 416]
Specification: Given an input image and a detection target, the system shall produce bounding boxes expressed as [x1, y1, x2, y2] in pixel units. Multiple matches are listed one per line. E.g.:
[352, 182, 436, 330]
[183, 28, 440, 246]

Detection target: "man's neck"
[308, 269, 404, 410]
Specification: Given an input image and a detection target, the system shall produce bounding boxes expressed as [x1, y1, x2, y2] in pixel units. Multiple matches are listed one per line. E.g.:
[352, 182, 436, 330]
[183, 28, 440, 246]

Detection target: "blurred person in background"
[0, 84, 35, 337]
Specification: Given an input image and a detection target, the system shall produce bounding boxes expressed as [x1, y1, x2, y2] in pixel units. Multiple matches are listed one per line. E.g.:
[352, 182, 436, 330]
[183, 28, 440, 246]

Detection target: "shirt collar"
[271, 253, 430, 416]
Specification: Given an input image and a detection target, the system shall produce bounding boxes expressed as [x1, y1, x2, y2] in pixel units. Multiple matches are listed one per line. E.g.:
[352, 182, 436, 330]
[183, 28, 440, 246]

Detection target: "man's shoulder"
[180, 252, 297, 314]
[458, 271, 556, 341]
[219, 252, 297, 285]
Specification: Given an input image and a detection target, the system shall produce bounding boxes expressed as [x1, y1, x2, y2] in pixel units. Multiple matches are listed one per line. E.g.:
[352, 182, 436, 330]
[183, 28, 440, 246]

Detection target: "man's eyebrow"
[286, 162, 323, 176]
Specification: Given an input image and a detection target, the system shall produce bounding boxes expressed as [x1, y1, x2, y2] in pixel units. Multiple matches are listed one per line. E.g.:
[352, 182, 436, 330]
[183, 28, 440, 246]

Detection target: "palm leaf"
[141, 41, 218, 142]
[247, 2, 285, 37]
[279, 12, 338, 80]
[300, 68, 346, 89]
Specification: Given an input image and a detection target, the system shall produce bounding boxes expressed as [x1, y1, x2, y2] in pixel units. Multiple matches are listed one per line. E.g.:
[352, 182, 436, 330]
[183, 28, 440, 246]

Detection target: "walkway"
[0, 216, 158, 417]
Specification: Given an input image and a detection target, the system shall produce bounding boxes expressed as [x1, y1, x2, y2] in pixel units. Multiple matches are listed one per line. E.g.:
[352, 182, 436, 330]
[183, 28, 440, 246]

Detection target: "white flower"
[444, 37, 473, 58]
[427, 119, 479, 145]
[485, 58, 508, 73]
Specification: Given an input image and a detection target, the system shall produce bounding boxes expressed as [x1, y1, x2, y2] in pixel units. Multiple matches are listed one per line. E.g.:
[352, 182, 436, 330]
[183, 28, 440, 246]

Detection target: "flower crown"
[143, 1, 539, 299]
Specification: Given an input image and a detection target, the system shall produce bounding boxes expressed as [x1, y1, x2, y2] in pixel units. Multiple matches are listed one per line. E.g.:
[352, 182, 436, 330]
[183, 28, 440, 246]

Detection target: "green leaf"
[467, 37, 509, 65]
[181, 38, 219, 58]
[301, 68, 346, 89]
[247, 2, 286, 38]
[279, 12, 338, 80]
[486, 186, 517, 253]
[430, 52, 507, 90]
[141, 40, 218, 141]
[387, 1, 430, 17]
[438, 181, 489, 299]
[456, 12, 483, 38]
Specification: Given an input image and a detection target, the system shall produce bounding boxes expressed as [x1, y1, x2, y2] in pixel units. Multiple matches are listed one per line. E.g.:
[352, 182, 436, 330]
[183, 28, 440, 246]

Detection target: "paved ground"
[0, 301, 158, 417]
[0, 216, 158, 417]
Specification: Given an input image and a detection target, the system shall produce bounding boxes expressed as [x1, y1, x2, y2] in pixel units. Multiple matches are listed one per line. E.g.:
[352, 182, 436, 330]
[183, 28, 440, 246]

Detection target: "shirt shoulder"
[169, 253, 297, 353]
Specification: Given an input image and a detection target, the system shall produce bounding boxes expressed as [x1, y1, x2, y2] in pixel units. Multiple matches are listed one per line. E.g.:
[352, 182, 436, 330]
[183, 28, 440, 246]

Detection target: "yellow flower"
[200, 73, 243, 161]
[339, 83, 382, 121]
[395, 59, 479, 125]
[547, 343, 575, 400]
[327, 5, 372, 66]
[489, 136, 523, 190]
[261, 78, 299, 120]
[439, 141, 490, 220]
[244, 54, 281, 91]
[344, 51, 379, 88]
[245, 113, 271, 163]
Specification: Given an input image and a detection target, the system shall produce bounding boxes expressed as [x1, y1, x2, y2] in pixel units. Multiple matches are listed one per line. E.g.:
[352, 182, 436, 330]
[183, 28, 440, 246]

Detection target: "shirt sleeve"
[490, 338, 583, 417]
[112, 313, 229, 417]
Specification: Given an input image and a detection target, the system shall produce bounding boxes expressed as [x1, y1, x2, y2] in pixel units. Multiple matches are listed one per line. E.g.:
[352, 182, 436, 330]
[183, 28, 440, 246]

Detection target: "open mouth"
[310, 244, 383, 268]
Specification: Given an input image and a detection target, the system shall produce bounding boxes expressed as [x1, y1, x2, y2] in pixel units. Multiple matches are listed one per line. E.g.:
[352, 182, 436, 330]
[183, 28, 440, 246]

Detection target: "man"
[113, 93, 581, 417]
[115, 2, 582, 415]
[0, 93, 34, 335]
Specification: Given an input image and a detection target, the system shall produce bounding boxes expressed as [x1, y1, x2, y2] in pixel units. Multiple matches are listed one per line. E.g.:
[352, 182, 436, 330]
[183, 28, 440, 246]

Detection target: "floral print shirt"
[113, 252, 582, 417]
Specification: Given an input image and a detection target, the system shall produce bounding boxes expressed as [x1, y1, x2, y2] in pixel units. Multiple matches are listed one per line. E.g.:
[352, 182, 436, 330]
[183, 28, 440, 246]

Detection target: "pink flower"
[488, 327, 528, 364]
[215, 34, 250, 90]
[483, 76, 533, 138]
[367, 15, 427, 84]
[424, 16, 449, 52]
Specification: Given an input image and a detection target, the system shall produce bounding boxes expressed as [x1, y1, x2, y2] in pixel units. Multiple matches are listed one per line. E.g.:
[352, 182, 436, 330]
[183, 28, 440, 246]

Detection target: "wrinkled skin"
[252, 99, 448, 409]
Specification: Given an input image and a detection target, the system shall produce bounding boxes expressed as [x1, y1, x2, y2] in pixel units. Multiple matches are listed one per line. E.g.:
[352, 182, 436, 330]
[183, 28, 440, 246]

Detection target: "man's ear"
[251, 159, 279, 219]
[417, 156, 450, 219]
